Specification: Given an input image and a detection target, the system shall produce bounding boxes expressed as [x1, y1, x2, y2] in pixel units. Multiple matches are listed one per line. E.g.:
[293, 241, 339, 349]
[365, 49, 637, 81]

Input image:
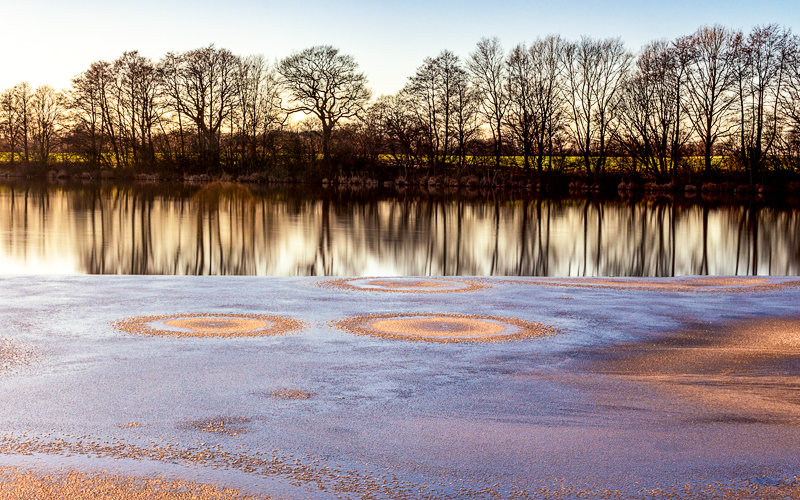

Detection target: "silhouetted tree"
[684, 25, 738, 176]
[0, 88, 22, 164]
[505, 43, 536, 172]
[70, 63, 109, 165]
[670, 35, 694, 171]
[113, 51, 161, 165]
[405, 50, 467, 172]
[232, 54, 284, 172]
[729, 24, 793, 183]
[452, 69, 480, 170]
[506, 35, 567, 175]
[468, 37, 508, 170]
[529, 35, 568, 175]
[30, 85, 64, 165]
[9, 83, 34, 164]
[782, 34, 800, 170]
[160, 45, 240, 171]
[157, 52, 188, 164]
[380, 93, 422, 176]
[615, 40, 690, 180]
[278, 45, 371, 173]
[563, 37, 632, 177]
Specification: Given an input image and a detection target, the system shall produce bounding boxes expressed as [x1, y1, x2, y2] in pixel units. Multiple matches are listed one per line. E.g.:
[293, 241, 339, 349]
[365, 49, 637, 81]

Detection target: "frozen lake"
[1, 276, 798, 498]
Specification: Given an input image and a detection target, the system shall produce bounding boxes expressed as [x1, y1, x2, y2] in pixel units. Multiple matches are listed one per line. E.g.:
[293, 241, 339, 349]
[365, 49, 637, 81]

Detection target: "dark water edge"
[1, 179, 798, 276]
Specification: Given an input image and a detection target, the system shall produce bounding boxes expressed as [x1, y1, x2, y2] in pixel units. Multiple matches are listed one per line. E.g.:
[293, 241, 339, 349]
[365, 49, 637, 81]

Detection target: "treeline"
[1, 24, 800, 188]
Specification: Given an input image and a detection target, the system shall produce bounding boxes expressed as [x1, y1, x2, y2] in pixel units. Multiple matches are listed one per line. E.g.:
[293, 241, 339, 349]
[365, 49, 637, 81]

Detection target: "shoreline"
[2, 172, 799, 207]
[2, 164, 800, 204]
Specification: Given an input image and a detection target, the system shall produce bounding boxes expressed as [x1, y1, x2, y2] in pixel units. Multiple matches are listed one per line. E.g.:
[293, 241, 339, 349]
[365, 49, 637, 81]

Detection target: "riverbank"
[2, 162, 800, 203]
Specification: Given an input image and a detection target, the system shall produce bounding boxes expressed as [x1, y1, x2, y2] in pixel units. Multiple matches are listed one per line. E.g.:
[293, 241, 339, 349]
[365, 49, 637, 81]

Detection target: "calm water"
[0, 179, 798, 276]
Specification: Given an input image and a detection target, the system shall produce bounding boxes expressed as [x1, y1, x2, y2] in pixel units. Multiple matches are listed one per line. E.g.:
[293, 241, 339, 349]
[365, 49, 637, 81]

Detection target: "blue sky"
[2, 0, 798, 96]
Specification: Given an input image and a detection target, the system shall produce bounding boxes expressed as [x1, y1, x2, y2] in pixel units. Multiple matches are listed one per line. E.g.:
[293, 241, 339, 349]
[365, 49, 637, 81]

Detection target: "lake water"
[1, 179, 798, 276]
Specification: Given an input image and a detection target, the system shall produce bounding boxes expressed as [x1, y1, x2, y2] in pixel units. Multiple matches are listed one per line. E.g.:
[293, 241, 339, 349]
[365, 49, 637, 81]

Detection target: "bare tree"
[563, 37, 599, 176]
[505, 43, 536, 172]
[435, 51, 468, 169]
[159, 45, 240, 171]
[70, 63, 109, 165]
[380, 93, 422, 176]
[8, 83, 34, 164]
[529, 35, 567, 174]
[157, 52, 188, 162]
[70, 60, 128, 167]
[347, 98, 389, 168]
[452, 70, 480, 170]
[506, 35, 566, 175]
[404, 56, 440, 166]
[730, 24, 793, 183]
[615, 40, 690, 180]
[30, 85, 64, 165]
[782, 35, 800, 165]
[233, 54, 284, 172]
[670, 35, 695, 170]
[278, 45, 371, 171]
[563, 36, 632, 177]
[0, 88, 22, 164]
[90, 61, 124, 166]
[113, 51, 161, 165]
[468, 37, 508, 169]
[405, 50, 467, 171]
[684, 25, 738, 176]
[71, 55, 161, 168]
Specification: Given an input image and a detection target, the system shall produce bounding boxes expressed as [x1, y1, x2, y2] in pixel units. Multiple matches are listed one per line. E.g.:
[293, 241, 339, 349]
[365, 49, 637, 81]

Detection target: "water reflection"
[0, 180, 798, 276]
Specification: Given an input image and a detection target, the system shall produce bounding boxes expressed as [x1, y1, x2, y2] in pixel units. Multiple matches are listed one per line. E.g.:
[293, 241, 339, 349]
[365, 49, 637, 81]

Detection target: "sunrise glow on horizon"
[2, 0, 798, 97]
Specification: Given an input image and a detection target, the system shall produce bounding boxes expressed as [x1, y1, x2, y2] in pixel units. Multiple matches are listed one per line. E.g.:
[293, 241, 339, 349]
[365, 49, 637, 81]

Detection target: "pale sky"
[1, 0, 798, 97]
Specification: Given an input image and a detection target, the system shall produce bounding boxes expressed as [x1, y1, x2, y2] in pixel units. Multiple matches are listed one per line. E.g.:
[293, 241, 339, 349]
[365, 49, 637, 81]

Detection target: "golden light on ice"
[113, 313, 304, 338]
[333, 313, 557, 343]
[183, 416, 251, 436]
[164, 317, 268, 333]
[370, 317, 506, 338]
[508, 276, 800, 293]
[0, 338, 35, 373]
[0, 468, 265, 500]
[269, 388, 314, 400]
[367, 280, 449, 289]
[319, 277, 491, 293]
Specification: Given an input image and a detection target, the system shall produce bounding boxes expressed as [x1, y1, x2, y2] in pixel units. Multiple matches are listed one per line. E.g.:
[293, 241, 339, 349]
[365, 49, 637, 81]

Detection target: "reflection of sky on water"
[0, 181, 798, 276]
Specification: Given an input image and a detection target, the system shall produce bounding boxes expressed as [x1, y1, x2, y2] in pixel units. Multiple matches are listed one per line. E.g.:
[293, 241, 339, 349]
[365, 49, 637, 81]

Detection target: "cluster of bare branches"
[0, 83, 64, 165]
[66, 47, 286, 174]
[1, 24, 800, 184]
[380, 24, 800, 184]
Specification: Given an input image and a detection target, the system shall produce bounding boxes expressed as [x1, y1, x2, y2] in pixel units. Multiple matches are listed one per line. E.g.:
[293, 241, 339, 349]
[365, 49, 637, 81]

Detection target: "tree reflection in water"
[0, 180, 797, 276]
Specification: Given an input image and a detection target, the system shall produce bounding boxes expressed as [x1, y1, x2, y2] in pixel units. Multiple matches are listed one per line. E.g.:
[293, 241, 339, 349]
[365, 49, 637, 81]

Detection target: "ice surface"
[0, 276, 798, 498]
